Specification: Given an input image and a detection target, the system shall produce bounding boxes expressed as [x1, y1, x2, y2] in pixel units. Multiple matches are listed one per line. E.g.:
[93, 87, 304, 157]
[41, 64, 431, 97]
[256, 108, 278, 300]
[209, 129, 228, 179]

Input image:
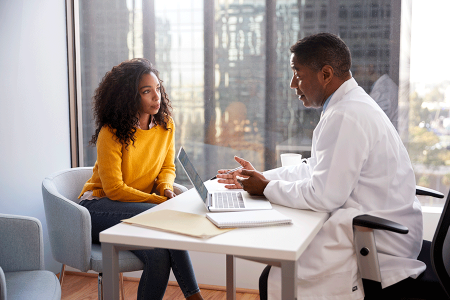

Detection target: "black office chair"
[354, 186, 450, 299]
[259, 186, 450, 300]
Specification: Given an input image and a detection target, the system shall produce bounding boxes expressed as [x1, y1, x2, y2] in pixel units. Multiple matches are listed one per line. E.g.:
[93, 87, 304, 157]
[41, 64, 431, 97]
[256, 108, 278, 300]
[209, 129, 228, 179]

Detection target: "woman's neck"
[138, 114, 152, 130]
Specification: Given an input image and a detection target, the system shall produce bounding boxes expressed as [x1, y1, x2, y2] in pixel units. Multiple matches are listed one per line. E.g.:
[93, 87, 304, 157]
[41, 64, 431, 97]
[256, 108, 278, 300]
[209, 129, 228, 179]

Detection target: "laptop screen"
[177, 147, 208, 204]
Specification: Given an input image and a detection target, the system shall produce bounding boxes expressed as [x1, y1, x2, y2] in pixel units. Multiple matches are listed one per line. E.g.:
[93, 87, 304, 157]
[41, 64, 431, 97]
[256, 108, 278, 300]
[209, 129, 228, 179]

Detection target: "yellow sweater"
[79, 120, 176, 204]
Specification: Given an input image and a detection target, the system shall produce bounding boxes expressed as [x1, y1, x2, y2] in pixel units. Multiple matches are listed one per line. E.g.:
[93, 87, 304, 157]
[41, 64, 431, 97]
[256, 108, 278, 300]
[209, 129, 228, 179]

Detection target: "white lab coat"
[263, 78, 425, 300]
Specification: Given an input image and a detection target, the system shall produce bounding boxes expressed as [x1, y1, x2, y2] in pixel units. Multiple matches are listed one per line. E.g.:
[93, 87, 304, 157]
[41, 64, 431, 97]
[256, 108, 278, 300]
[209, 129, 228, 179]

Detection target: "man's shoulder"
[330, 88, 382, 117]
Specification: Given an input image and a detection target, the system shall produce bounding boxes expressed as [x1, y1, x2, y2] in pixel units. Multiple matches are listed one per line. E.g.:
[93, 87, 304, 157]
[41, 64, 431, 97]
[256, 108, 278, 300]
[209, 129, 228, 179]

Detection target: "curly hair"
[90, 58, 172, 148]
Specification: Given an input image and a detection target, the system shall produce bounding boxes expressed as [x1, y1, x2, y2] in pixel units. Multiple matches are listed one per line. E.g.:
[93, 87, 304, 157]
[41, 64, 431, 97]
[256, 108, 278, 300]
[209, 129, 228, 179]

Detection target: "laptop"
[177, 147, 272, 212]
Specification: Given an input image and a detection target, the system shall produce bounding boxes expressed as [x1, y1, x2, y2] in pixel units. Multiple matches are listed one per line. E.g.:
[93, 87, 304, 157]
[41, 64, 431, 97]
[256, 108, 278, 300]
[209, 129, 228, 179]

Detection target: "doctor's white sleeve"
[263, 111, 369, 212]
[263, 161, 313, 182]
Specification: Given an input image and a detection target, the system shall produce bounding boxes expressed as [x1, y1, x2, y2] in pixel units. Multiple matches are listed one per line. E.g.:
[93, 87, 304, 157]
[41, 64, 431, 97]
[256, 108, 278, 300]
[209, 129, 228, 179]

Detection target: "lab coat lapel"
[322, 77, 359, 117]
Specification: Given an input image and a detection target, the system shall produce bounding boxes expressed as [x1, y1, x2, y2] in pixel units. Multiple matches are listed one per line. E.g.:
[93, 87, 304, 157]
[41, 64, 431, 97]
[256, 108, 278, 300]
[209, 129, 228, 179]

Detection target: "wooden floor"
[60, 271, 260, 300]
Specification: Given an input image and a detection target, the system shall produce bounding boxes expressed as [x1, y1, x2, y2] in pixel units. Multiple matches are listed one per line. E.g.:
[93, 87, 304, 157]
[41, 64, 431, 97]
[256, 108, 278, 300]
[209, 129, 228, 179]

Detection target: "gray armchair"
[42, 167, 188, 300]
[0, 213, 61, 300]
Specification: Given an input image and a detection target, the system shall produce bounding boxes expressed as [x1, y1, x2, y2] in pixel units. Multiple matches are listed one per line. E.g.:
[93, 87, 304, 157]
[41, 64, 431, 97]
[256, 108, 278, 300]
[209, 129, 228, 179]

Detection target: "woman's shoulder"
[98, 125, 115, 136]
[98, 125, 121, 145]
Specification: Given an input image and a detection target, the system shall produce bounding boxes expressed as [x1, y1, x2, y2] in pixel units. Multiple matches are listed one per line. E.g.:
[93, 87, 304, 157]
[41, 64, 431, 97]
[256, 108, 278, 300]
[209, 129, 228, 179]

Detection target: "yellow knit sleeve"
[155, 118, 176, 195]
[96, 126, 167, 203]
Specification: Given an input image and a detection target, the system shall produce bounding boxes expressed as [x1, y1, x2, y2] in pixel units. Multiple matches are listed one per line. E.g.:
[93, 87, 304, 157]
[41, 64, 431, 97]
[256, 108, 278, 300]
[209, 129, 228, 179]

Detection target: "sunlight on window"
[409, 0, 450, 206]
[77, 0, 449, 207]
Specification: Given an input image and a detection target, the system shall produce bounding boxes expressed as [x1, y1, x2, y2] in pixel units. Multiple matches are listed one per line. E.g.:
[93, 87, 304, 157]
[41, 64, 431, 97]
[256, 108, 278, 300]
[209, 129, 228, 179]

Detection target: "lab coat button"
[360, 247, 369, 256]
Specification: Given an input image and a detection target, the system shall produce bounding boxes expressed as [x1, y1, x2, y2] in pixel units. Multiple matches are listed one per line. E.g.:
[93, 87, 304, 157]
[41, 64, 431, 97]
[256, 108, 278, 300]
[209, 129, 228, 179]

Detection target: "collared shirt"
[138, 117, 156, 130]
[322, 92, 334, 112]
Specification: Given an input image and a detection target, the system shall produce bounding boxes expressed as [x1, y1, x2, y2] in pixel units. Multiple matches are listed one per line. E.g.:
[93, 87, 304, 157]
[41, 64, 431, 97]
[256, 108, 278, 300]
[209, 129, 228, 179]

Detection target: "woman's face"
[138, 72, 161, 116]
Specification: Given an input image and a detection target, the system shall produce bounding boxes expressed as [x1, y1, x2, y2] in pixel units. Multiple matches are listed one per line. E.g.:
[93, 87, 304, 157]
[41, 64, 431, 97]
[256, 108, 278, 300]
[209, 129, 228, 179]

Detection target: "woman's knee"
[133, 248, 171, 266]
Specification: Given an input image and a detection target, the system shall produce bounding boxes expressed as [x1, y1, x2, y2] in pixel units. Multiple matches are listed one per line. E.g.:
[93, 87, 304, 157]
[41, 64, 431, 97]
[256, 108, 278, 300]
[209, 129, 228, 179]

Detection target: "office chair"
[353, 186, 450, 299]
[259, 186, 450, 300]
[42, 167, 188, 300]
[0, 213, 61, 300]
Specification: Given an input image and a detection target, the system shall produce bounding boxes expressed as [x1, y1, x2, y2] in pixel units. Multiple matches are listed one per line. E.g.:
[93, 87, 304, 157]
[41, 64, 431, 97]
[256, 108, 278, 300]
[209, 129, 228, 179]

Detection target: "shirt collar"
[137, 116, 156, 130]
[322, 92, 334, 112]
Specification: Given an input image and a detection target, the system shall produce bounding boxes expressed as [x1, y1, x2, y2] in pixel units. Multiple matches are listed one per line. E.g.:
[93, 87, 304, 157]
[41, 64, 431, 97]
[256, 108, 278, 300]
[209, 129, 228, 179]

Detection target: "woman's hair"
[290, 33, 351, 78]
[90, 58, 172, 148]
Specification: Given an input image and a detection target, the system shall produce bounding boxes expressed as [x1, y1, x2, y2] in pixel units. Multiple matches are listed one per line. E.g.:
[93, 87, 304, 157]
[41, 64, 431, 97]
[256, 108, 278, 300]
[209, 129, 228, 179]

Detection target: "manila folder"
[122, 209, 233, 238]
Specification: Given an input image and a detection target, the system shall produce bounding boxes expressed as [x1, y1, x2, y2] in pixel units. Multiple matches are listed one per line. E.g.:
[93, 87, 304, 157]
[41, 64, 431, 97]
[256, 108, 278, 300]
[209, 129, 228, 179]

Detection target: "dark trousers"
[80, 198, 200, 300]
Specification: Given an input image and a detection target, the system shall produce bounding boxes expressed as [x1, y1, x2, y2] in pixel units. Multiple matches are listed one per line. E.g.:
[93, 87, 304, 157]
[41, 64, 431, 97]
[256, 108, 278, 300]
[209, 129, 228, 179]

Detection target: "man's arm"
[264, 111, 368, 212]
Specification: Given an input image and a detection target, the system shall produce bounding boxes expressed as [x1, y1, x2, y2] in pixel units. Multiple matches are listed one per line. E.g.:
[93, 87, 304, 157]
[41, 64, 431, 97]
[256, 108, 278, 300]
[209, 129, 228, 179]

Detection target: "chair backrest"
[46, 167, 94, 204]
[42, 167, 94, 272]
[431, 190, 450, 298]
[0, 214, 44, 272]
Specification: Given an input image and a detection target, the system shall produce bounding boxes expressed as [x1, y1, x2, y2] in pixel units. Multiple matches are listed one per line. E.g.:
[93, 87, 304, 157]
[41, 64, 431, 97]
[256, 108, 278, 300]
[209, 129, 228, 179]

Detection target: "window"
[70, 0, 449, 207]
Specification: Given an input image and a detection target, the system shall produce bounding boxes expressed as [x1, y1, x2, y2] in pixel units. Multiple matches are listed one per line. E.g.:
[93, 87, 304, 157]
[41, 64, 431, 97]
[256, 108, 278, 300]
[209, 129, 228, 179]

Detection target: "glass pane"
[79, 0, 131, 166]
[77, 0, 449, 206]
[408, 0, 450, 207]
[210, 0, 267, 181]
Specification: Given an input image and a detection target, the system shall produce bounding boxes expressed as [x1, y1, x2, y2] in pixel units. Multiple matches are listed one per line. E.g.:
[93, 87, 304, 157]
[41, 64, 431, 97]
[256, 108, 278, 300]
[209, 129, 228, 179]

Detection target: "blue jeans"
[80, 198, 200, 299]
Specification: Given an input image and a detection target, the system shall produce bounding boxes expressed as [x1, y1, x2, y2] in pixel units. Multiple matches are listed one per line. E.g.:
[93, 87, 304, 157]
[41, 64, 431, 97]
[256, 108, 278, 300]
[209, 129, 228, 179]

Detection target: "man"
[217, 33, 425, 300]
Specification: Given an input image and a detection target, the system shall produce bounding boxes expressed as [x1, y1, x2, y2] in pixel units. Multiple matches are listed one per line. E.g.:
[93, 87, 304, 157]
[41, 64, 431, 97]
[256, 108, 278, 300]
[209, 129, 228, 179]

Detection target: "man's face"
[290, 53, 327, 108]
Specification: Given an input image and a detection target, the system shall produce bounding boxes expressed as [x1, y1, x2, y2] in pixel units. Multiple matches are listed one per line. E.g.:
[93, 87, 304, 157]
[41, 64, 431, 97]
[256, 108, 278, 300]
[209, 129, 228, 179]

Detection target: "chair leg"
[98, 273, 103, 300]
[59, 264, 66, 286]
[98, 272, 124, 300]
[120, 273, 125, 300]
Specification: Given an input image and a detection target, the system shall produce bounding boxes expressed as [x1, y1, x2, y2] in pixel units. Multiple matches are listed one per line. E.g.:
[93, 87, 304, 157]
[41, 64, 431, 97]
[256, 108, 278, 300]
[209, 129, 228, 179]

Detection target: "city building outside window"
[71, 0, 450, 207]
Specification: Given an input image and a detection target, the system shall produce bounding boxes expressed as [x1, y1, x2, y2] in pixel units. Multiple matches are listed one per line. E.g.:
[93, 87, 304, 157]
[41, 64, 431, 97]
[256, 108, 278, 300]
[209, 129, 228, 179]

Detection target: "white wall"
[422, 207, 442, 241]
[0, 0, 71, 273]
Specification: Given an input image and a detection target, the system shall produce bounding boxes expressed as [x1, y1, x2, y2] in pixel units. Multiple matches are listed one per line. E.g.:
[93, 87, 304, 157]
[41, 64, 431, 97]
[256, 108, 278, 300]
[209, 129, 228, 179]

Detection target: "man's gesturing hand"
[216, 156, 256, 189]
[237, 169, 270, 196]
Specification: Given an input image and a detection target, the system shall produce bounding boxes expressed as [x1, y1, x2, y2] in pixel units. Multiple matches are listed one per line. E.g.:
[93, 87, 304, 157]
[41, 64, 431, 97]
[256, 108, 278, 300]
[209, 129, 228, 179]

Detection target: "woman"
[78, 58, 203, 300]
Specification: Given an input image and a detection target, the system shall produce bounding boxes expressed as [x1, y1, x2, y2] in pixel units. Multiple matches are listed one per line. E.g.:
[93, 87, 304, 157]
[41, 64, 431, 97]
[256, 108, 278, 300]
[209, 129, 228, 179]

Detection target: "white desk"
[100, 180, 329, 300]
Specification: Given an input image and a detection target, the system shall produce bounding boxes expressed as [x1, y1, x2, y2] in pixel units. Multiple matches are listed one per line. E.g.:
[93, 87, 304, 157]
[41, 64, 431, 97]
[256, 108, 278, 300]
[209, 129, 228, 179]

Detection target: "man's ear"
[321, 65, 334, 85]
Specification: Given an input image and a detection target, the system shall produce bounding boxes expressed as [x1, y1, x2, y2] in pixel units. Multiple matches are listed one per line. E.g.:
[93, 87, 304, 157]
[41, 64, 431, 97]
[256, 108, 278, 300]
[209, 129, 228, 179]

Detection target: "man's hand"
[238, 169, 270, 196]
[164, 189, 176, 199]
[216, 156, 256, 189]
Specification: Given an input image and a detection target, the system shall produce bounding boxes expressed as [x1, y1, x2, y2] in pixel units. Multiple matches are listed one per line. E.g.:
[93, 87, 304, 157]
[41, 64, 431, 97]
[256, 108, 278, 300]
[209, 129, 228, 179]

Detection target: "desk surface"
[100, 180, 329, 262]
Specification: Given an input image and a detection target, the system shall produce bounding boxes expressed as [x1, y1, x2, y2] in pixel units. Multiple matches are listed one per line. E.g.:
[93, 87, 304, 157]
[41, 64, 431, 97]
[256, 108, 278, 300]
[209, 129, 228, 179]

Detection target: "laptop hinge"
[207, 193, 212, 208]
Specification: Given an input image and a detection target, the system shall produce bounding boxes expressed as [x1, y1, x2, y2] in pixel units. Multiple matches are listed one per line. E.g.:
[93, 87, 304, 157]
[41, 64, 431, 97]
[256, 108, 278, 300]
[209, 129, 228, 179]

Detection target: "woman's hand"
[164, 189, 176, 199]
[216, 156, 257, 189]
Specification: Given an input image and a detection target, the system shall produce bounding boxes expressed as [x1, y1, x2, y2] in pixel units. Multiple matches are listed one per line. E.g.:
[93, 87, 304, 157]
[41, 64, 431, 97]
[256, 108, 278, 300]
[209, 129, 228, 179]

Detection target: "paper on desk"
[121, 209, 234, 238]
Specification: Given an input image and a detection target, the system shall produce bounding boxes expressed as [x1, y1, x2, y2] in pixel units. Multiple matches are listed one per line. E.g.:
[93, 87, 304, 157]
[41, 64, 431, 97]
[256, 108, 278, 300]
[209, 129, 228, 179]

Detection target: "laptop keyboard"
[214, 192, 245, 208]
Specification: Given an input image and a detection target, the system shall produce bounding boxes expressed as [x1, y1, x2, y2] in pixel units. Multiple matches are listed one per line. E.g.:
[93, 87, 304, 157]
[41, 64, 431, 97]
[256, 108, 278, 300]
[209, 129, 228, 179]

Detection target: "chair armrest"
[0, 214, 44, 272]
[42, 179, 92, 272]
[353, 214, 408, 234]
[173, 182, 188, 195]
[416, 186, 444, 198]
[353, 214, 409, 284]
[0, 266, 6, 300]
[151, 182, 188, 196]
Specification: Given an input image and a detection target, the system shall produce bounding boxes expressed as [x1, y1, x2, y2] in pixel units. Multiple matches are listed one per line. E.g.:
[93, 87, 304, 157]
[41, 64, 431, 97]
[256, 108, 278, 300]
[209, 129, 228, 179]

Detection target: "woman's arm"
[155, 121, 176, 196]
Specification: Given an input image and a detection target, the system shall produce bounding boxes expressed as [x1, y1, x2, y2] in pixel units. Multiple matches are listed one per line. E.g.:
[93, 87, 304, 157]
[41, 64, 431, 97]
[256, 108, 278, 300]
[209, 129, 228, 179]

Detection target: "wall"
[422, 207, 442, 241]
[0, 0, 71, 273]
